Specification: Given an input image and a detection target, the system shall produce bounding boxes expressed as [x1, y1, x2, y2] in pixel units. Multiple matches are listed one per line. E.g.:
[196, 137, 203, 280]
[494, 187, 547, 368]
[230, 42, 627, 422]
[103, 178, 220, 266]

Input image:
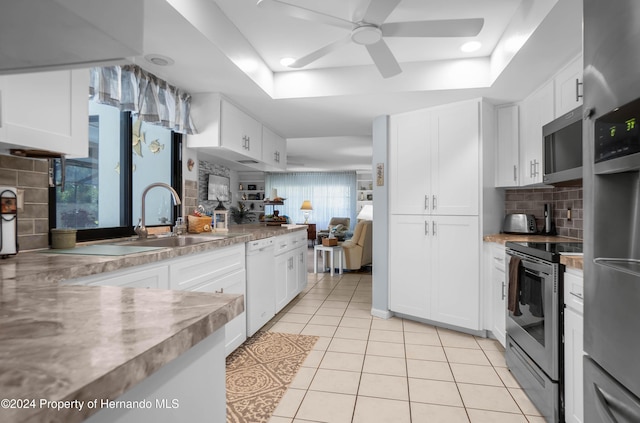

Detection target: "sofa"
[340, 220, 372, 270]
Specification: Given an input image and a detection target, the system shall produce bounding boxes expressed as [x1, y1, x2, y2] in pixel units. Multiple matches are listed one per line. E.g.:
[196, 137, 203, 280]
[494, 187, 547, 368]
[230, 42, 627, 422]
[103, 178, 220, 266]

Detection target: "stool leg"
[339, 249, 343, 275]
[313, 247, 318, 274]
[330, 250, 334, 277]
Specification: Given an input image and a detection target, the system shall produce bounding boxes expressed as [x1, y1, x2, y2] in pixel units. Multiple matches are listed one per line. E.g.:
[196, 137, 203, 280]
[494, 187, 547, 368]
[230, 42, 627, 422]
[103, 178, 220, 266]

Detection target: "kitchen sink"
[112, 235, 226, 248]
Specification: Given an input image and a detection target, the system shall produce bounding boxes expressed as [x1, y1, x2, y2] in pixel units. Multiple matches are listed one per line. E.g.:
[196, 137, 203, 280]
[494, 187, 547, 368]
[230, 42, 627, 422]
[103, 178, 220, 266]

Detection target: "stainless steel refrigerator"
[584, 0, 640, 421]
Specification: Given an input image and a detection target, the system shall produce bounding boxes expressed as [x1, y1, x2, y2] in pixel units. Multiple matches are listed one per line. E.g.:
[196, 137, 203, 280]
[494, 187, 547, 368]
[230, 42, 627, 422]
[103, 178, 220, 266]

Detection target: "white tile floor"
[262, 271, 544, 423]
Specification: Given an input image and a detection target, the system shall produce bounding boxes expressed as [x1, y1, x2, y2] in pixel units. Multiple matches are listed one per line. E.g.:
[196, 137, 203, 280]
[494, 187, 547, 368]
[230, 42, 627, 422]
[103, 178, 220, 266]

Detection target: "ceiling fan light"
[280, 57, 296, 67]
[460, 41, 482, 53]
[352, 25, 382, 45]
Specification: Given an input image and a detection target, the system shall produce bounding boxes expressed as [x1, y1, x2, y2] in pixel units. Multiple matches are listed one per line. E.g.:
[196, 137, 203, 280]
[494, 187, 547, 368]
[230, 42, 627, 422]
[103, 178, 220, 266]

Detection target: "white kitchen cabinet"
[519, 80, 554, 185]
[495, 105, 520, 187]
[564, 269, 584, 423]
[389, 214, 480, 330]
[274, 231, 307, 313]
[554, 55, 583, 117]
[188, 94, 262, 164]
[64, 262, 169, 289]
[486, 243, 507, 346]
[389, 100, 479, 215]
[262, 125, 286, 170]
[0, 69, 89, 157]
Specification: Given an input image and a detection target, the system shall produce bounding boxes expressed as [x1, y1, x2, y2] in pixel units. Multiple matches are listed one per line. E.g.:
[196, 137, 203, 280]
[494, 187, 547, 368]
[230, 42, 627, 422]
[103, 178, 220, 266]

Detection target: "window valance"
[89, 65, 195, 134]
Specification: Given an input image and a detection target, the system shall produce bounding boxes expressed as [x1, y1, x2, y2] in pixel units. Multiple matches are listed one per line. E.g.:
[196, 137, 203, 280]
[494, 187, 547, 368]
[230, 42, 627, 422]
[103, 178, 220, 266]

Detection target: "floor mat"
[226, 331, 318, 423]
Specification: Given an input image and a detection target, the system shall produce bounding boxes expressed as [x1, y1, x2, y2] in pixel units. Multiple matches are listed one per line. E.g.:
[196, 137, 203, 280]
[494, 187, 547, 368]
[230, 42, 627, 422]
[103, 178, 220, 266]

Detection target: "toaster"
[502, 213, 537, 234]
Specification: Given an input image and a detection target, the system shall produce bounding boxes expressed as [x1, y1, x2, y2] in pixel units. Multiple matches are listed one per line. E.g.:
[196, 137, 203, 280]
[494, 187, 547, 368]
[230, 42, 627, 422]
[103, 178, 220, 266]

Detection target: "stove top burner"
[506, 241, 583, 262]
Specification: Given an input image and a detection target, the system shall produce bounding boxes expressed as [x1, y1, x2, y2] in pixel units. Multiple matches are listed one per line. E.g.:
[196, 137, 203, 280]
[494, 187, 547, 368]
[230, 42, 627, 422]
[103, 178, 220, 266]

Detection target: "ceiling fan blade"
[365, 39, 401, 78]
[382, 18, 485, 37]
[257, 0, 354, 30]
[361, 0, 401, 25]
[289, 35, 352, 68]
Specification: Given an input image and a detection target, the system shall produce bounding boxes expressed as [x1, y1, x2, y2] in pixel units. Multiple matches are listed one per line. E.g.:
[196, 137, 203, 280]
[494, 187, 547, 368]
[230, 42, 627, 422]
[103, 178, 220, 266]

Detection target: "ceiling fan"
[257, 0, 484, 78]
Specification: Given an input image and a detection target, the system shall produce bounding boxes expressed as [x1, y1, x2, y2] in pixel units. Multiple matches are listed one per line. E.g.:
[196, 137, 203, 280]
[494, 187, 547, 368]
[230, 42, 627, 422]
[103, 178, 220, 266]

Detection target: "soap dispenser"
[544, 203, 555, 234]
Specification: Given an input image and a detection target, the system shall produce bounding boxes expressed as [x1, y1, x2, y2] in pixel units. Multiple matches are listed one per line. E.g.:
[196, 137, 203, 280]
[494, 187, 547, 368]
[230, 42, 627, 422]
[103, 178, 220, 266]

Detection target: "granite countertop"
[0, 224, 304, 423]
[0, 224, 306, 284]
[483, 233, 584, 270]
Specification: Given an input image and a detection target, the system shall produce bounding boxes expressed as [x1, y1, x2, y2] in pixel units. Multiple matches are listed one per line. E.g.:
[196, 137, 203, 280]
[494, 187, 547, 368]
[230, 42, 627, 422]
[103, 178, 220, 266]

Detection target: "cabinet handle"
[424, 195, 429, 210]
[513, 165, 517, 182]
[425, 220, 429, 236]
[432, 195, 437, 211]
[570, 291, 583, 300]
[215, 288, 224, 294]
[576, 78, 583, 101]
[247, 136, 250, 150]
[501, 282, 506, 300]
[530, 160, 534, 178]
[432, 221, 437, 236]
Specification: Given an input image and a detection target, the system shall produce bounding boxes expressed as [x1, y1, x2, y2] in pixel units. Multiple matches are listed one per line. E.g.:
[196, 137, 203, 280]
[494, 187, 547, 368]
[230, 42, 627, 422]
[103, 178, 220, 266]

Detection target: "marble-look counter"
[0, 224, 304, 422]
[483, 233, 584, 270]
[0, 224, 306, 284]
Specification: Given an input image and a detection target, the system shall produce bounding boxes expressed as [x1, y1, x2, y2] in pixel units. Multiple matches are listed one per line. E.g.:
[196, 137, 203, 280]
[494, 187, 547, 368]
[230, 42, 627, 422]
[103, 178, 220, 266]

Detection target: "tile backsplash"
[0, 155, 50, 250]
[505, 186, 583, 239]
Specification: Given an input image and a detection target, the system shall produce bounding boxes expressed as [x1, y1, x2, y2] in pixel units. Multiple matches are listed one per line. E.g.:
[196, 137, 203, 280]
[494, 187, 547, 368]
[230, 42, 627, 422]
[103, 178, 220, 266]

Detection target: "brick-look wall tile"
[504, 186, 583, 239]
[0, 156, 50, 250]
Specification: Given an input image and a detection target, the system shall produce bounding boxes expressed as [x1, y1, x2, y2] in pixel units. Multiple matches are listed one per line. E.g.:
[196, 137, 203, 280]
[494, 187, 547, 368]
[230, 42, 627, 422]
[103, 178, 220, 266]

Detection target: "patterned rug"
[226, 331, 319, 423]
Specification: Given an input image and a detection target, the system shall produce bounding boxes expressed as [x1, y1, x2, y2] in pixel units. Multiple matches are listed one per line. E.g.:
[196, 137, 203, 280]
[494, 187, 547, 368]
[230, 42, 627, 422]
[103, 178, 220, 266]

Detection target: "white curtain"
[265, 172, 357, 230]
[89, 65, 195, 134]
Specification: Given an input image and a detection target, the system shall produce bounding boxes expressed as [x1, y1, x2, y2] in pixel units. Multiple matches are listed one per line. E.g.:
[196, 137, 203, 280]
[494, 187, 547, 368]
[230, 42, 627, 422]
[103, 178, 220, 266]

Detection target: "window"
[265, 172, 357, 230]
[50, 101, 182, 241]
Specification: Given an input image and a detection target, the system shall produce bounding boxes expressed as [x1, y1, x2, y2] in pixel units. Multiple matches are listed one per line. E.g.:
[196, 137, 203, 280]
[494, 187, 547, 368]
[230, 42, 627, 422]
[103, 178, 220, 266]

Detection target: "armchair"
[340, 220, 372, 270]
[316, 217, 351, 244]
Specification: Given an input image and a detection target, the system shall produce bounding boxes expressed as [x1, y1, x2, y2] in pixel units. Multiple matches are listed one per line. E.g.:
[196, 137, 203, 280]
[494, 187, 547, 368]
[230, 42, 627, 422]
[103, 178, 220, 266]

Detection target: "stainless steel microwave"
[543, 105, 583, 185]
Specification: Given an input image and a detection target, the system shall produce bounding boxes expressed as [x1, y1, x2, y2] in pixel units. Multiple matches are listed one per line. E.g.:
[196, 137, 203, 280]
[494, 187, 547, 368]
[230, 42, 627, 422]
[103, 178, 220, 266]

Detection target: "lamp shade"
[357, 204, 373, 220]
[300, 200, 313, 210]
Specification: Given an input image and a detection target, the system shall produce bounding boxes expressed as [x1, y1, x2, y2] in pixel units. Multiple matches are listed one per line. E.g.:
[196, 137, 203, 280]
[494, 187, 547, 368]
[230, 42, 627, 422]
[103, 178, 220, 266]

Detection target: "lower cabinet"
[484, 242, 506, 347]
[389, 214, 480, 330]
[564, 269, 584, 423]
[274, 231, 307, 313]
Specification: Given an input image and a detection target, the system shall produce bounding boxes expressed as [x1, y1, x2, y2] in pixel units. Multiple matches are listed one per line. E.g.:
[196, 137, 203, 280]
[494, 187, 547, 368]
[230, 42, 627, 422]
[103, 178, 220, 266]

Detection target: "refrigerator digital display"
[595, 99, 640, 163]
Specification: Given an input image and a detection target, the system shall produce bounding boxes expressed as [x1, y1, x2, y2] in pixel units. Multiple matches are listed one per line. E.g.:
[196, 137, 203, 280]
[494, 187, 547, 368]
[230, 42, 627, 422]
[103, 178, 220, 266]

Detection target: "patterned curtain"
[265, 172, 357, 230]
[89, 65, 195, 134]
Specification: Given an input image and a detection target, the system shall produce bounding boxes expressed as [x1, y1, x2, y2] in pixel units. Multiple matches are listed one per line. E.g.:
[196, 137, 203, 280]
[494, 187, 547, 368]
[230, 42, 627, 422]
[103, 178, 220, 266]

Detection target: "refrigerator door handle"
[593, 383, 619, 423]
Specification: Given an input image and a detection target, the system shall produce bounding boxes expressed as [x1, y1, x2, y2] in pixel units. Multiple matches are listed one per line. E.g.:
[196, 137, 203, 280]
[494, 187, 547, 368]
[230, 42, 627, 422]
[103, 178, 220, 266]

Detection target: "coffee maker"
[0, 187, 18, 257]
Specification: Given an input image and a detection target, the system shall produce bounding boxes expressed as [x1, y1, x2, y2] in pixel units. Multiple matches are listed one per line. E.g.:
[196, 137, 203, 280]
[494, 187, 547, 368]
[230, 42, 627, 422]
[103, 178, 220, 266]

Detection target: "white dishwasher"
[246, 237, 275, 337]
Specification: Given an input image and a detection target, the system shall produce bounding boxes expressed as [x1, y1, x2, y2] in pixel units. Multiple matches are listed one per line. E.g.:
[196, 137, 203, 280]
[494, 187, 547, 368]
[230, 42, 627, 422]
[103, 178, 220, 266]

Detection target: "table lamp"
[300, 200, 313, 223]
[357, 204, 373, 220]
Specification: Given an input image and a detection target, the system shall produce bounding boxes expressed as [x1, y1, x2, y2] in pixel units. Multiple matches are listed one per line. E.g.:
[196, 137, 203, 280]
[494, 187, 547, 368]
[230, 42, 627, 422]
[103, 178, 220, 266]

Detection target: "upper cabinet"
[262, 126, 287, 171]
[389, 100, 480, 216]
[554, 55, 583, 117]
[0, 69, 89, 157]
[188, 94, 287, 171]
[495, 105, 520, 187]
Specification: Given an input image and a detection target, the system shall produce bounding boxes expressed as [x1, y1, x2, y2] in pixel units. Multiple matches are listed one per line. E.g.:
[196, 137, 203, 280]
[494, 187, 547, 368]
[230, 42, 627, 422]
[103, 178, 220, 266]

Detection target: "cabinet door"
[0, 69, 89, 157]
[520, 81, 554, 185]
[389, 109, 430, 215]
[388, 214, 430, 318]
[262, 126, 286, 170]
[67, 263, 169, 289]
[491, 248, 507, 346]
[431, 215, 480, 330]
[275, 252, 289, 313]
[564, 306, 584, 423]
[555, 55, 583, 117]
[496, 105, 520, 187]
[432, 100, 479, 215]
[220, 100, 262, 161]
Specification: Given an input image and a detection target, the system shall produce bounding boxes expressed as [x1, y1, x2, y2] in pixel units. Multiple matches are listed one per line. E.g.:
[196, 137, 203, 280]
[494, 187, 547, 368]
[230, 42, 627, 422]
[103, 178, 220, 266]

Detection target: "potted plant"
[229, 202, 255, 224]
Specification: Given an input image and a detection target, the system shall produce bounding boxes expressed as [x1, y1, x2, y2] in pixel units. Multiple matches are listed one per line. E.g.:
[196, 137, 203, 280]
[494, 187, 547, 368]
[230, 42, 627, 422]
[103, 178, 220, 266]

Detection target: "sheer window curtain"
[265, 172, 357, 231]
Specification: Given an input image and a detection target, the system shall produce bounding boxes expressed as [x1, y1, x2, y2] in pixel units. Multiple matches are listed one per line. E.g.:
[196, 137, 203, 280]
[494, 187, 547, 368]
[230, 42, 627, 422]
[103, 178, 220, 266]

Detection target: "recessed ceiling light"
[144, 54, 175, 66]
[280, 57, 295, 67]
[460, 41, 482, 53]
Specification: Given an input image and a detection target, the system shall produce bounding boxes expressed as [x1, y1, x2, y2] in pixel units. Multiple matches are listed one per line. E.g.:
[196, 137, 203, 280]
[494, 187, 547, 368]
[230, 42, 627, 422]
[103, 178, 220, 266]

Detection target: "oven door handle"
[520, 259, 552, 275]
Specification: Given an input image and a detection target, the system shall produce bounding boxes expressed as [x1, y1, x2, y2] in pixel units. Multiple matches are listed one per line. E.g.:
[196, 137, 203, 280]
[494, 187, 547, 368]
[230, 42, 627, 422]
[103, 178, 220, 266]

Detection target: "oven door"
[506, 250, 561, 380]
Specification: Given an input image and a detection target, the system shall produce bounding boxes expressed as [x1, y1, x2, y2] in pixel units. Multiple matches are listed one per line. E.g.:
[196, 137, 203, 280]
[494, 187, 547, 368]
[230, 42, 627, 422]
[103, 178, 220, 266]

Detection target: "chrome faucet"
[135, 182, 182, 239]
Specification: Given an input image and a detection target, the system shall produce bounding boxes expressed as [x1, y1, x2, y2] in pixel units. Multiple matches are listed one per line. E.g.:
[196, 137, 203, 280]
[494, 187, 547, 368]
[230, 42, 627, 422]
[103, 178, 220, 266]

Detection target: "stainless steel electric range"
[504, 241, 583, 423]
